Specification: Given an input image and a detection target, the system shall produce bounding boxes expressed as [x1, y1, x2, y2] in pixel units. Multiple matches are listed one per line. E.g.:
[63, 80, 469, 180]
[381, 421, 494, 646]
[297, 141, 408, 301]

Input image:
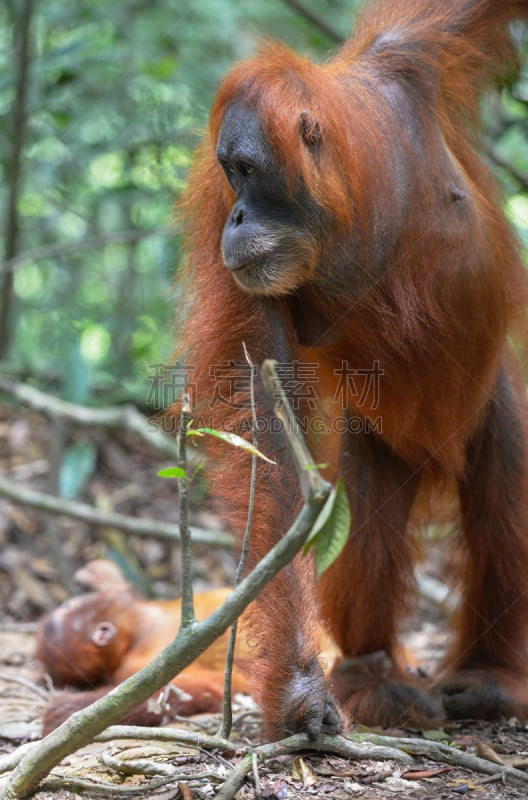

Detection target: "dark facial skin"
[216, 103, 321, 296]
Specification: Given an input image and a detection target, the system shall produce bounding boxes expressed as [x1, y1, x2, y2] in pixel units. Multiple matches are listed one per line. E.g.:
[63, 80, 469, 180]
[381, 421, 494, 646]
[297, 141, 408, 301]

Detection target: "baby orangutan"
[36, 560, 252, 733]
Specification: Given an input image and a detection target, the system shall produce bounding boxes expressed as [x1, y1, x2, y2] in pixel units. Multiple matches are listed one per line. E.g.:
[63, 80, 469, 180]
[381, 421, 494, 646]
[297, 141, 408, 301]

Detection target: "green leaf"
[62, 341, 91, 404]
[188, 427, 276, 464]
[59, 441, 97, 499]
[304, 478, 351, 576]
[304, 485, 337, 549]
[158, 466, 187, 479]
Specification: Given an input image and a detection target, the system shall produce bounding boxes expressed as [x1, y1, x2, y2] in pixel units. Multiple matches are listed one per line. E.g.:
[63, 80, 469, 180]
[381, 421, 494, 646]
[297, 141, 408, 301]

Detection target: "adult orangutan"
[177, 0, 528, 738]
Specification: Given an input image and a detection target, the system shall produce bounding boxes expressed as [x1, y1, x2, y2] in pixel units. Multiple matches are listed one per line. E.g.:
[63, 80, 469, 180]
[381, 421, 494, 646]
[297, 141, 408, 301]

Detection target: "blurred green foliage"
[0, 0, 527, 407]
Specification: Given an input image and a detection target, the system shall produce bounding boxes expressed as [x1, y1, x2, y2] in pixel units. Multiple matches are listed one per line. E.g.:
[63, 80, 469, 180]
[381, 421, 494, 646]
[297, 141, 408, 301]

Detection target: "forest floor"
[1, 403, 528, 799]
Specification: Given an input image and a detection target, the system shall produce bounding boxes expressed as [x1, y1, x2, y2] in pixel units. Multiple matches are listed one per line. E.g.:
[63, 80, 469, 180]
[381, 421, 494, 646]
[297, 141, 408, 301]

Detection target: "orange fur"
[37, 561, 341, 733]
[36, 577, 251, 732]
[175, 0, 528, 737]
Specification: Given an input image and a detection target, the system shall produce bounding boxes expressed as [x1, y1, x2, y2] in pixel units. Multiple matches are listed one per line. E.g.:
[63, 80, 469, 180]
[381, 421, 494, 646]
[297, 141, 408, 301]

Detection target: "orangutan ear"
[91, 621, 117, 647]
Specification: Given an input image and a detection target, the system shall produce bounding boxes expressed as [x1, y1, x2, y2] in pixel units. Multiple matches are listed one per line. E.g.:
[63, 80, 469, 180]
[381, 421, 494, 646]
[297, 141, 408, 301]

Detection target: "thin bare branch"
[0, 0, 34, 357]
[220, 342, 258, 738]
[280, 0, 344, 43]
[177, 393, 196, 626]
[0, 374, 179, 458]
[0, 227, 171, 276]
[0, 476, 234, 547]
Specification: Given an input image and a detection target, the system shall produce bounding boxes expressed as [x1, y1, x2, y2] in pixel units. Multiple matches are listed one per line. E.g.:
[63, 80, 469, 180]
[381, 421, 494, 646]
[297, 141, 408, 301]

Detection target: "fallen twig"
[0, 477, 233, 547]
[0, 373, 179, 458]
[351, 733, 528, 787]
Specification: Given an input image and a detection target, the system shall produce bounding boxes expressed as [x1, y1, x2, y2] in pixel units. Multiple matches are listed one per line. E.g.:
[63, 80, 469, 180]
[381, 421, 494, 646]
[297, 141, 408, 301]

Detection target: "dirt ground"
[1, 405, 528, 798]
[1, 621, 528, 799]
